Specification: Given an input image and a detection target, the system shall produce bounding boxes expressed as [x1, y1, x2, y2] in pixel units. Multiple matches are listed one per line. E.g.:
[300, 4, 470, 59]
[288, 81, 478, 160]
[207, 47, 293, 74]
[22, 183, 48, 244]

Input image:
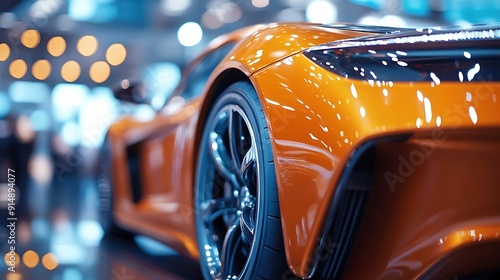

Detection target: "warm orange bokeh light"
[77, 35, 98, 56]
[106, 43, 127, 66]
[22, 250, 39, 268]
[21, 29, 40, 49]
[6, 272, 21, 280]
[9, 59, 27, 79]
[41, 253, 59, 270]
[89, 61, 110, 83]
[0, 43, 10, 61]
[32, 59, 52, 80]
[4, 252, 20, 267]
[61, 60, 81, 82]
[47, 36, 66, 57]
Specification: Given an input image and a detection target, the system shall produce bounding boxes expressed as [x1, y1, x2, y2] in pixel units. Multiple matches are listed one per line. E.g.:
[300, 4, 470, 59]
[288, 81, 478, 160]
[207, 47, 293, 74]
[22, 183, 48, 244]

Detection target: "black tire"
[195, 81, 289, 279]
[96, 137, 130, 238]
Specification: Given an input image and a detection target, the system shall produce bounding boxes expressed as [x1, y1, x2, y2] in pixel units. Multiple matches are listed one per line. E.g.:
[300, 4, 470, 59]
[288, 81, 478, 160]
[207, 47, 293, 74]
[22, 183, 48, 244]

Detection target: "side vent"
[126, 143, 143, 203]
[314, 148, 375, 279]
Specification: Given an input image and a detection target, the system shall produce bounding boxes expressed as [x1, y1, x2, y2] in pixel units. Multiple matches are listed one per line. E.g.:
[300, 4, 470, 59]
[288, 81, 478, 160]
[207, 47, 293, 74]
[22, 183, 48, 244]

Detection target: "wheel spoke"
[219, 217, 243, 279]
[198, 101, 264, 280]
[208, 131, 240, 188]
[229, 109, 245, 170]
[240, 194, 256, 244]
[201, 197, 238, 224]
[240, 145, 257, 186]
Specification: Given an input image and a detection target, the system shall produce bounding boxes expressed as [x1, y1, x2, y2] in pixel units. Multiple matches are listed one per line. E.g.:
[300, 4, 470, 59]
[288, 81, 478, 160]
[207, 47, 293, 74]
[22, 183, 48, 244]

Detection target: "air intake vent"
[316, 184, 370, 279]
[126, 143, 143, 203]
[313, 145, 376, 279]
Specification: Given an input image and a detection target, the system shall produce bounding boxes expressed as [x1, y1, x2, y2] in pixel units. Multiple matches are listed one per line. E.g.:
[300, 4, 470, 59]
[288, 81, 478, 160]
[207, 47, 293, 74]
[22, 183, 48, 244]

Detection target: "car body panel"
[108, 97, 203, 257]
[252, 51, 500, 276]
[107, 22, 371, 260]
[219, 22, 373, 74]
[344, 130, 500, 279]
[107, 22, 500, 279]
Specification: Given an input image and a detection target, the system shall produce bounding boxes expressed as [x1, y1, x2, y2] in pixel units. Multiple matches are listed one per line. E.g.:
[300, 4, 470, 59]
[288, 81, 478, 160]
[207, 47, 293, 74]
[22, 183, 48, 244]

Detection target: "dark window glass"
[181, 43, 236, 100]
[305, 41, 500, 82]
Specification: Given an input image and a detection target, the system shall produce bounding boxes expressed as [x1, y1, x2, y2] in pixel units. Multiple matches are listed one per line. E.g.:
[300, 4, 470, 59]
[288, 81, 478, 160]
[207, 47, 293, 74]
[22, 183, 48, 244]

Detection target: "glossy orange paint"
[342, 130, 500, 279]
[104, 25, 272, 259]
[108, 98, 204, 258]
[252, 52, 500, 276]
[106, 22, 500, 279]
[106, 22, 373, 274]
[216, 22, 371, 75]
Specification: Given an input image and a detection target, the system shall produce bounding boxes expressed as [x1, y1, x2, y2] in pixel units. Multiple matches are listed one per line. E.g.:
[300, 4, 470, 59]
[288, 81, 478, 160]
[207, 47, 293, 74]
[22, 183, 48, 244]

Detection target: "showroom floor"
[0, 170, 202, 280]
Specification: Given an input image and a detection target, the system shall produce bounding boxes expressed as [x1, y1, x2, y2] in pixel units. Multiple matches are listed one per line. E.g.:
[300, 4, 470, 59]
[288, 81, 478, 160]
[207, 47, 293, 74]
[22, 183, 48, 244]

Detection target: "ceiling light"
[178, 22, 203, 47]
[161, 0, 192, 16]
[306, 0, 338, 23]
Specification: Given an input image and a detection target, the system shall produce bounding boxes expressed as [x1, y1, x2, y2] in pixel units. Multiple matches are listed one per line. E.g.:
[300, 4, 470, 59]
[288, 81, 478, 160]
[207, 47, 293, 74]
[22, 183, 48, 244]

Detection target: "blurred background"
[0, 0, 499, 279]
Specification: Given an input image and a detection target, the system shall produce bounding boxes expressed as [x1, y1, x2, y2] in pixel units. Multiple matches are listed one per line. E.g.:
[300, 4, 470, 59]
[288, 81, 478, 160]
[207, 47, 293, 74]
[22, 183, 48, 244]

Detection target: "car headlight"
[303, 27, 500, 83]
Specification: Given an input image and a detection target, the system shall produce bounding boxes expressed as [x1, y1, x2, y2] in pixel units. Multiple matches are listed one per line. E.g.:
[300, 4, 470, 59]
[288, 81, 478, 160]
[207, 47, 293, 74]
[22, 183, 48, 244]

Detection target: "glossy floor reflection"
[0, 170, 202, 280]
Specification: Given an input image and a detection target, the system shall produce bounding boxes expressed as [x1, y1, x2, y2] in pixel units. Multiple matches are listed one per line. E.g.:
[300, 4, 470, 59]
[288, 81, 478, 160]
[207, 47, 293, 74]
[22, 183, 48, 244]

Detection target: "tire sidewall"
[195, 81, 274, 280]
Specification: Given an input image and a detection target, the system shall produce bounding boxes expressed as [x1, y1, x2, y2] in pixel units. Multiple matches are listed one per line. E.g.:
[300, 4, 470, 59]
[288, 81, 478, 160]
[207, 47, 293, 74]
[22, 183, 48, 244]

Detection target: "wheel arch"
[192, 68, 250, 186]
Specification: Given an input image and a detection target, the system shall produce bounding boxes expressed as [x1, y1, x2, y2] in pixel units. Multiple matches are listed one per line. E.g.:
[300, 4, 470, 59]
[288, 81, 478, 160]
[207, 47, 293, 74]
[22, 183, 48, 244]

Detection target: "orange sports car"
[98, 22, 500, 279]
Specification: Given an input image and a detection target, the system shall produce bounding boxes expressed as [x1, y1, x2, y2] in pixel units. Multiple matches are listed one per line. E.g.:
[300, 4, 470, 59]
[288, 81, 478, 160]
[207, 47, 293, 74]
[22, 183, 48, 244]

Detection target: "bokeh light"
[380, 15, 407, 27]
[52, 83, 89, 121]
[0, 12, 16, 29]
[29, 110, 51, 131]
[69, 0, 98, 21]
[9, 59, 28, 79]
[47, 36, 66, 57]
[60, 121, 80, 146]
[161, 0, 192, 16]
[277, 8, 306, 22]
[42, 253, 59, 270]
[78, 86, 117, 147]
[9, 81, 49, 103]
[76, 220, 104, 245]
[281, 0, 311, 9]
[218, 3, 242, 23]
[0, 43, 10, 61]
[5, 272, 21, 280]
[4, 252, 21, 267]
[77, 35, 98, 56]
[16, 114, 35, 143]
[89, 61, 110, 83]
[62, 268, 83, 280]
[252, 0, 269, 8]
[22, 250, 40, 268]
[61, 60, 81, 82]
[21, 29, 40, 49]
[144, 62, 182, 110]
[106, 43, 126, 66]
[306, 0, 338, 23]
[0, 93, 11, 118]
[178, 22, 203, 47]
[28, 154, 54, 185]
[32, 59, 52, 80]
[201, 10, 223, 29]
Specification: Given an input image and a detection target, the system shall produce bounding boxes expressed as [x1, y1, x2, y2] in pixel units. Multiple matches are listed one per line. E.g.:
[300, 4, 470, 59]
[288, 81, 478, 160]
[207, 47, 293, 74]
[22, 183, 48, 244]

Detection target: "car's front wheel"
[195, 81, 289, 279]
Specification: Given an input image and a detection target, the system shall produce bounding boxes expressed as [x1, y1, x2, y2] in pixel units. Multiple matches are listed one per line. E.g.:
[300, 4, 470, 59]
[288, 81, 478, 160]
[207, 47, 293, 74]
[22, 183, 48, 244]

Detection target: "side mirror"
[113, 80, 149, 104]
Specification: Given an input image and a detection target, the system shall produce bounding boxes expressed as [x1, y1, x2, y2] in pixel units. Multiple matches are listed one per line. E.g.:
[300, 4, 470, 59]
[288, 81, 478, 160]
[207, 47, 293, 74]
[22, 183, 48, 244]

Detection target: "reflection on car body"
[101, 22, 500, 279]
